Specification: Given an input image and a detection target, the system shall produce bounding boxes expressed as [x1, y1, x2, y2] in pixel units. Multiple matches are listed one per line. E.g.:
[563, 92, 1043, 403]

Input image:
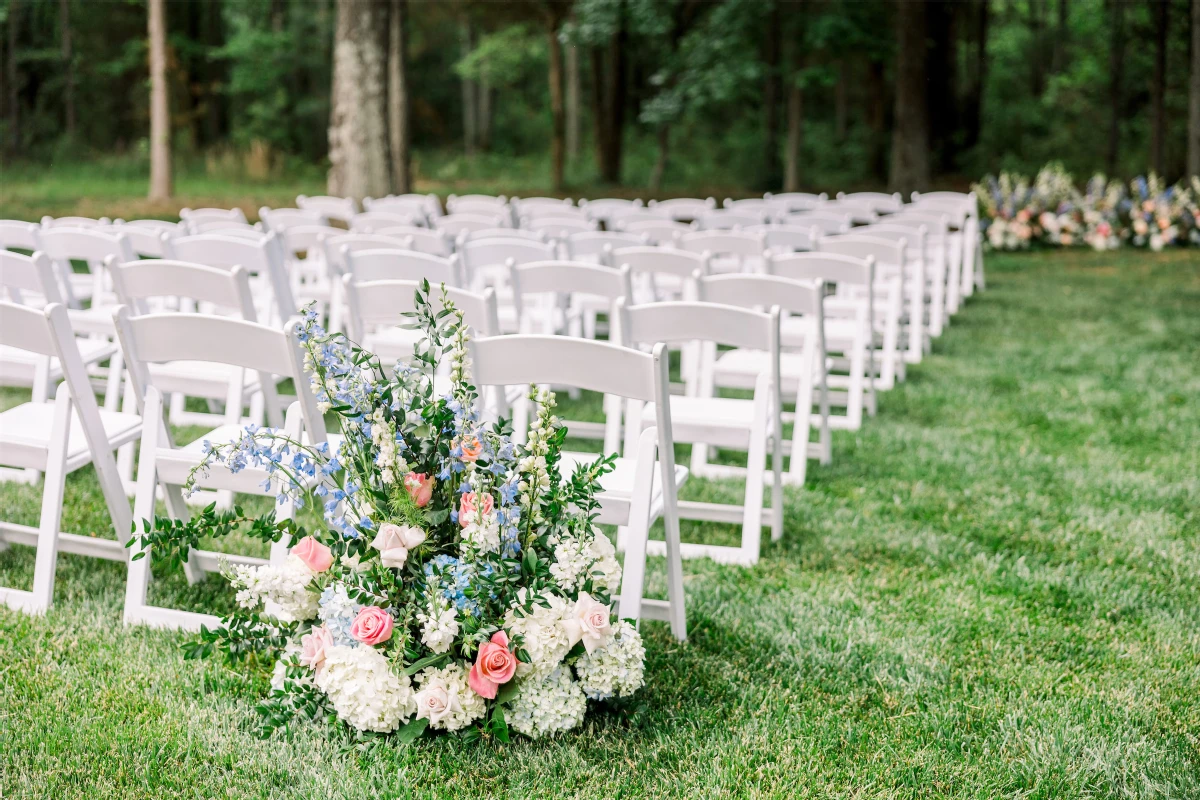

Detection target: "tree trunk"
[148, 0, 172, 200]
[591, 20, 626, 184]
[461, 21, 477, 156]
[548, 19, 566, 192]
[566, 41, 580, 163]
[7, 0, 20, 155]
[478, 77, 492, 152]
[867, 60, 887, 182]
[388, 0, 411, 193]
[60, 0, 75, 138]
[927, 0, 958, 174]
[650, 125, 669, 191]
[1051, 0, 1069, 73]
[1150, 0, 1168, 176]
[890, 0, 930, 192]
[834, 60, 848, 139]
[1030, 0, 1046, 97]
[328, 0, 391, 199]
[1190, 0, 1200, 177]
[963, 0, 989, 152]
[763, 0, 782, 189]
[785, 82, 803, 192]
[1106, 0, 1125, 175]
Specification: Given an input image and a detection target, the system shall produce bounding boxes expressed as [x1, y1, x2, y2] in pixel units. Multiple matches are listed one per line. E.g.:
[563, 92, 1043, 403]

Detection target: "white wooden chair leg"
[616, 427, 657, 622]
[28, 383, 74, 613]
[125, 390, 163, 624]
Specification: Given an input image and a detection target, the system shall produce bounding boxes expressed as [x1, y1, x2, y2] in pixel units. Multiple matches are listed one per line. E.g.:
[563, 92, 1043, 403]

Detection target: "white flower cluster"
[550, 527, 621, 595]
[369, 408, 405, 485]
[518, 387, 555, 523]
[507, 665, 587, 739]
[573, 621, 646, 701]
[503, 589, 574, 681]
[416, 590, 459, 654]
[413, 663, 485, 732]
[224, 555, 317, 622]
[460, 516, 501, 555]
[447, 310, 472, 402]
[314, 645, 415, 733]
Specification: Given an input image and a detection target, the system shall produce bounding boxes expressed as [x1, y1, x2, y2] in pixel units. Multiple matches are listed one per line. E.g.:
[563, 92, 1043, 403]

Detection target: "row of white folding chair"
[363, 193, 444, 223]
[0, 302, 141, 614]
[910, 191, 983, 297]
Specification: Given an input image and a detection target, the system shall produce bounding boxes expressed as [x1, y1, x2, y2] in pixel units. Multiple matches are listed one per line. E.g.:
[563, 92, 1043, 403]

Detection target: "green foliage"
[454, 24, 544, 88]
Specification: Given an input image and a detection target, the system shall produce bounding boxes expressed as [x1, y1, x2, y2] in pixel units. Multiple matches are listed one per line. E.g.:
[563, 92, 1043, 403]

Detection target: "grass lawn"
[1, 249, 1199, 798]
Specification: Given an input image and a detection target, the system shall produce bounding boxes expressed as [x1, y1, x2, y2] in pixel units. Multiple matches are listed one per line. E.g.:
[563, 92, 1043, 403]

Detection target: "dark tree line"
[2, 0, 1198, 199]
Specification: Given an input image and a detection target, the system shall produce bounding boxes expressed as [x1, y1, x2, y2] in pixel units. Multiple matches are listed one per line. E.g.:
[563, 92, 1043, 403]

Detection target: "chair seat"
[559, 450, 688, 527]
[713, 349, 815, 394]
[780, 316, 862, 351]
[66, 305, 120, 335]
[0, 338, 117, 386]
[0, 402, 141, 472]
[641, 396, 763, 449]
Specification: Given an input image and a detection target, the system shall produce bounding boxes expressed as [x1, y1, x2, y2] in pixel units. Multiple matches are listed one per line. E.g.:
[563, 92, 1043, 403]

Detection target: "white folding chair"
[0, 220, 42, 253]
[512, 197, 576, 218]
[676, 230, 767, 274]
[892, 208, 964, 317]
[817, 201, 878, 225]
[696, 209, 765, 231]
[258, 207, 328, 232]
[113, 220, 179, 258]
[699, 273, 830, 484]
[456, 237, 557, 331]
[187, 219, 263, 236]
[38, 226, 135, 317]
[434, 213, 509, 239]
[911, 191, 983, 297]
[837, 191, 903, 215]
[364, 193, 441, 221]
[374, 225, 453, 256]
[766, 251, 881, 429]
[778, 210, 852, 234]
[522, 216, 598, 239]
[745, 223, 821, 254]
[180, 207, 248, 226]
[116, 308, 326, 631]
[819, 234, 918, 372]
[0, 302, 141, 613]
[297, 194, 358, 225]
[564, 231, 647, 265]
[763, 191, 827, 213]
[723, 198, 774, 214]
[863, 221, 946, 340]
[351, 211, 426, 232]
[615, 218, 693, 244]
[576, 198, 644, 229]
[617, 300, 783, 566]
[165, 233, 297, 325]
[447, 194, 508, 213]
[41, 215, 111, 228]
[647, 197, 717, 222]
[611, 245, 708, 305]
[472, 335, 687, 639]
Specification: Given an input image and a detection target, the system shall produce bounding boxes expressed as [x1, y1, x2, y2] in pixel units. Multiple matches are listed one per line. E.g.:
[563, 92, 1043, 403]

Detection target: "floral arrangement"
[129, 284, 646, 743]
[972, 166, 1198, 252]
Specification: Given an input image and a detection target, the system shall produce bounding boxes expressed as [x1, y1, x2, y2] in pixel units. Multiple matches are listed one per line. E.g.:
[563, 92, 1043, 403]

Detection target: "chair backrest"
[512, 197, 575, 216]
[458, 237, 557, 285]
[696, 210, 764, 230]
[576, 197, 644, 226]
[820, 201, 878, 225]
[276, 224, 347, 258]
[766, 251, 874, 288]
[165, 233, 297, 320]
[364, 193, 441, 219]
[780, 211, 852, 234]
[321, 232, 412, 272]
[180, 207, 248, 224]
[0, 301, 130, 528]
[114, 221, 178, 258]
[763, 191, 827, 213]
[462, 227, 545, 243]
[522, 216, 597, 236]
[0, 220, 42, 251]
[351, 211, 425, 232]
[647, 197, 717, 221]
[447, 194, 507, 211]
[888, 210, 955, 232]
[373, 225, 453, 256]
[343, 248, 462, 287]
[113, 306, 324, 439]
[911, 191, 976, 216]
[110, 260, 257, 320]
[188, 219, 261, 235]
[297, 194, 358, 223]
[616, 219, 692, 244]
[837, 191, 903, 214]
[564, 231, 647, 263]
[854, 226, 926, 260]
[723, 198, 772, 213]
[38, 227, 136, 266]
[510, 261, 632, 333]
[676, 230, 767, 260]
[612, 246, 709, 280]
[816, 234, 906, 272]
[745, 223, 820, 254]
[341, 279, 499, 347]
[259, 207, 328, 232]
[434, 213, 509, 237]
[697, 273, 823, 318]
[0, 250, 64, 305]
[41, 215, 111, 228]
[618, 299, 778, 355]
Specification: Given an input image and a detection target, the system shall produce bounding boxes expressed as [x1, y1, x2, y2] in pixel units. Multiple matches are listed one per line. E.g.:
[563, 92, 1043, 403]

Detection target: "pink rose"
[371, 522, 426, 569]
[459, 435, 483, 462]
[565, 592, 614, 654]
[350, 606, 393, 646]
[468, 631, 517, 700]
[458, 491, 495, 528]
[299, 626, 333, 673]
[403, 472, 434, 507]
[291, 536, 333, 573]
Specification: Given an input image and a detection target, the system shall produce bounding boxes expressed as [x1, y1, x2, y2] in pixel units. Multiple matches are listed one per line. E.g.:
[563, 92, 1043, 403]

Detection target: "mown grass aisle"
[1, 250, 1198, 799]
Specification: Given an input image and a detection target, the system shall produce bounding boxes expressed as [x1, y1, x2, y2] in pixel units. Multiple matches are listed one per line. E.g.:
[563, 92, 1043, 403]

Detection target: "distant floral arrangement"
[130, 284, 644, 743]
[972, 165, 1199, 252]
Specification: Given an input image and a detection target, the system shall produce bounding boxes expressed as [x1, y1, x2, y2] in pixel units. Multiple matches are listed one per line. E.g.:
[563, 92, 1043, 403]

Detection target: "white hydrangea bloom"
[224, 555, 317, 622]
[587, 530, 622, 595]
[417, 592, 459, 654]
[572, 621, 645, 701]
[413, 663, 485, 732]
[503, 589, 573, 681]
[507, 665, 587, 739]
[314, 645, 415, 733]
[460, 516, 501, 555]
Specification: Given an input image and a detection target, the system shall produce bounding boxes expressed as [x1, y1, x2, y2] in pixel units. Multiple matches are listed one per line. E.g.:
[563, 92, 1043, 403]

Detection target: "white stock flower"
[417, 592, 459, 654]
[507, 665, 587, 739]
[572, 621, 646, 701]
[460, 516, 501, 555]
[504, 589, 573, 681]
[225, 555, 317, 622]
[314, 645, 415, 733]
[413, 663, 485, 732]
